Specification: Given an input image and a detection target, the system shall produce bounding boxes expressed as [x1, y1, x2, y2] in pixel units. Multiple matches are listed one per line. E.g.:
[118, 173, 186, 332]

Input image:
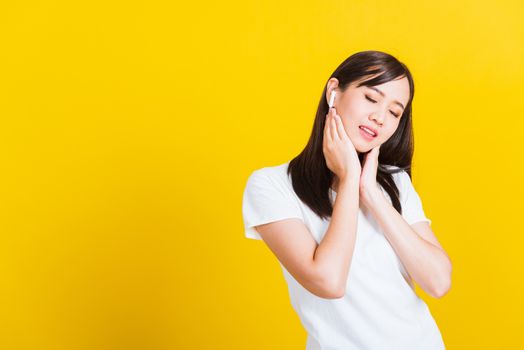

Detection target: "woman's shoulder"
[381, 164, 404, 176]
[381, 164, 403, 171]
[248, 161, 291, 181]
[245, 161, 294, 195]
[380, 164, 411, 189]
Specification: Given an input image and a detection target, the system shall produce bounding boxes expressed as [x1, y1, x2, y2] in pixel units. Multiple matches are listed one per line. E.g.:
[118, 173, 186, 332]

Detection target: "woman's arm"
[254, 178, 360, 299]
[365, 190, 452, 298]
[313, 178, 360, 297]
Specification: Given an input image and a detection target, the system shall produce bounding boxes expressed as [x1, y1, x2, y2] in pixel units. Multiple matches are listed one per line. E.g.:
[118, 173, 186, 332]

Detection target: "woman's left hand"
[359, 145, 383, 209]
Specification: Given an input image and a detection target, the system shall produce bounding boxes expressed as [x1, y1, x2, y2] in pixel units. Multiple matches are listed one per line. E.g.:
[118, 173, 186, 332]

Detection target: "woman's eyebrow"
[367, 86, 405, 110]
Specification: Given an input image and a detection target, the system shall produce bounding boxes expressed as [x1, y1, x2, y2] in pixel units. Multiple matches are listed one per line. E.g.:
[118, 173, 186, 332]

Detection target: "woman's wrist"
[339, 177, 360, 191]
[364, 186, 387, 208]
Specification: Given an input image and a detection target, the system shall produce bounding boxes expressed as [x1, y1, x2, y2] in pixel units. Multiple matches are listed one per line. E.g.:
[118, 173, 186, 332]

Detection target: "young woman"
[242, 50, 452, 350]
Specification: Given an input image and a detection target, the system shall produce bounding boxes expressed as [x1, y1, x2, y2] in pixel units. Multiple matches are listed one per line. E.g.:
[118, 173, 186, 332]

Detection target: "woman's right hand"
[322, 107, 361, 182]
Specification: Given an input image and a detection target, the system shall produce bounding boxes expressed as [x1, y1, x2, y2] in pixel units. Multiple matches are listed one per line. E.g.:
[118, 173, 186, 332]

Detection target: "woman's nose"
[370, 112, 384, 125]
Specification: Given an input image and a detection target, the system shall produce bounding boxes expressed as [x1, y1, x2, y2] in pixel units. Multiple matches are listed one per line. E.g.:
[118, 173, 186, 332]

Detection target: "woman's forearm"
[366, 190, 452, 298]
[313, 178, 360, 296]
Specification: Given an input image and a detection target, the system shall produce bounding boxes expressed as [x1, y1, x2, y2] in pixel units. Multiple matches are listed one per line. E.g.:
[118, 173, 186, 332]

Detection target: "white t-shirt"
[242, 161, 445, 350]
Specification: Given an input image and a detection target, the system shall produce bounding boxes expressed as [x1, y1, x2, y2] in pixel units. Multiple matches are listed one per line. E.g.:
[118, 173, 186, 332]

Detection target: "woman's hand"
[359, 145, 383, 209]
[322, 107, 361, 183]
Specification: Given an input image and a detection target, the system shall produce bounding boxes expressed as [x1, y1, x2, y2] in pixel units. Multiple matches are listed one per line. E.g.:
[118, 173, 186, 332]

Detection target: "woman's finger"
[334, 114, 348, 140]
[331, 113, 340, 141]
[323, 113, 328, 147]
[329, 108, 339, 140]
[325, 114, 333, 145]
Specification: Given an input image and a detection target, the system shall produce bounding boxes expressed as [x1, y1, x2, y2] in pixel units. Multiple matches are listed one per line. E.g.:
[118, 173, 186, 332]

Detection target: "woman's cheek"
[380, 131, 392, 144]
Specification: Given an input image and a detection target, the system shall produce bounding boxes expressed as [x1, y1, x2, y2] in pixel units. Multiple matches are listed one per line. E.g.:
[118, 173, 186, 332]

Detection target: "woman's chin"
[351, 135, 380, 154]
[356, 145, 372, 154]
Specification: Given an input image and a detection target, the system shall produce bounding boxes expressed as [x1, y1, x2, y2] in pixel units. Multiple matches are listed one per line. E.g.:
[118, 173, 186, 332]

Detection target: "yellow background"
[0, 0, 522, 349]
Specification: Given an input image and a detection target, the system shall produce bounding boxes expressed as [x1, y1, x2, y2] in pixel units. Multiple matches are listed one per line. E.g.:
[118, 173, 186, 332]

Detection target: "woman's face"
[326, 76, 410, 154]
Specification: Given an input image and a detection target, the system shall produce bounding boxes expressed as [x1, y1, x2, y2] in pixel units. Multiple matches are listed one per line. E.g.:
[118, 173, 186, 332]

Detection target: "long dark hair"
[288, 50, 417, 220]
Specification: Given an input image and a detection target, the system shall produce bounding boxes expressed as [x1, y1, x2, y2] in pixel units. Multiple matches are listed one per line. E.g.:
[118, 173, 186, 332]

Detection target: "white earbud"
[328, 91, 336, 108]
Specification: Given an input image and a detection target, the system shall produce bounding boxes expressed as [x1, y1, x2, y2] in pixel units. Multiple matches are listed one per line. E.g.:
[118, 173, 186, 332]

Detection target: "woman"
[242, 50, 452, 349]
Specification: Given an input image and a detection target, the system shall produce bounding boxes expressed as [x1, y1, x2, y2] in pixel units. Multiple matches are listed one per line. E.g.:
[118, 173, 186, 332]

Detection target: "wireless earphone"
[328, 90, 336, 108]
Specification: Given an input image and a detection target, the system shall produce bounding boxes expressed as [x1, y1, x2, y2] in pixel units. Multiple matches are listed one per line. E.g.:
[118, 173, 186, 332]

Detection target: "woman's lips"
[359, 127, 377, 141]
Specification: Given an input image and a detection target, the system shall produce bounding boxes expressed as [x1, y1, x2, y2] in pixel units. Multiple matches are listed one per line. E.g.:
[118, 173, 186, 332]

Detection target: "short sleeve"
[242, 170, 303, 240]
[399, 171, 432, 226]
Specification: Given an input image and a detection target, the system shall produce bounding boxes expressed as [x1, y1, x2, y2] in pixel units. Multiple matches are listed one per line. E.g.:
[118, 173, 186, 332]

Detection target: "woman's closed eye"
[365, 95, 400, 118]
